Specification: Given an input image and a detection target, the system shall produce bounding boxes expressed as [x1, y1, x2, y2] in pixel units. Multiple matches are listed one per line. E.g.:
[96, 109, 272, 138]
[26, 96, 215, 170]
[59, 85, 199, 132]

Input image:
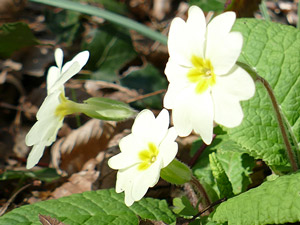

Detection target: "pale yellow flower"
[108, 109, 178, 206]
[164, 6, 255, 144]
[25, 48, 89, 169]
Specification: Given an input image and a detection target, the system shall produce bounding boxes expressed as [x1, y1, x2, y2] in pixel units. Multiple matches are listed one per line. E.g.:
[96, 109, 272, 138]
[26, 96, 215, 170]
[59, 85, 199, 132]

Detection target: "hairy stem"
[190, 176, 211, 209]
[257, 76, 298, 171]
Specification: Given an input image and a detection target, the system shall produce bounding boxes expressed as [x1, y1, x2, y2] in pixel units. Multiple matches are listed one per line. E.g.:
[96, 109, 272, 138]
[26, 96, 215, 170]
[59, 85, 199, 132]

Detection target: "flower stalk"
[256, 76, 298, 171]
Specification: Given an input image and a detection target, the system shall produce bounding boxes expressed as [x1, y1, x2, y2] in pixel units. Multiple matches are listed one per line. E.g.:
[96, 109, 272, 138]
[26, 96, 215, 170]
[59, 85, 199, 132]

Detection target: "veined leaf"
[213, 172, 300, 225]
[0, 189, 175, 225]
[209, 152, 234, 198]
[218, 19, 300, 170]
[0, 22, 39, 58]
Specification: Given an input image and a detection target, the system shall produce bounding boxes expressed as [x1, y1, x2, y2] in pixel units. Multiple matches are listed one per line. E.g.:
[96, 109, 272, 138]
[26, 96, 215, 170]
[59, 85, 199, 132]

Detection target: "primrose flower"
[25, 48, 89, 169]
[108, 109, 178, 206]
[164, 6, 255, 144]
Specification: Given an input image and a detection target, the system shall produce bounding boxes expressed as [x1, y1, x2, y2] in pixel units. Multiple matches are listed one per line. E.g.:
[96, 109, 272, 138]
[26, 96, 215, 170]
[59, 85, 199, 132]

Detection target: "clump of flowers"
[108, 109, 178, 206]
[163, 6, 255, 144]
[25, 48, 89, 169]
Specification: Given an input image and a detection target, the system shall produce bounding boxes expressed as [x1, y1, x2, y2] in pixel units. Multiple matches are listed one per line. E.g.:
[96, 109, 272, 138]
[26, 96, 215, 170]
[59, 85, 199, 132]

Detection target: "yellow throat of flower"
[138, 142, 159, 171]
[55, 93, 76, 120]
[187, 55, 216, 94]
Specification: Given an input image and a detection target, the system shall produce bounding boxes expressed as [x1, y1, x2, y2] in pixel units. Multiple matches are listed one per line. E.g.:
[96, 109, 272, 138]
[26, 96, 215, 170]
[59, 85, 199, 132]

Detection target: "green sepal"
[82, 97, 136, 121]
[160, 159, 192, 185]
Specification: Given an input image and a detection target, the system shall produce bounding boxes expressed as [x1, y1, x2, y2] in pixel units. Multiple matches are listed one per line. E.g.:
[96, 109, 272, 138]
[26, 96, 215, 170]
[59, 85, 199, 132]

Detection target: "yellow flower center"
[138, 142, 159, 171]
[187, 55, 216, 94]
[55, 93, 76, 120]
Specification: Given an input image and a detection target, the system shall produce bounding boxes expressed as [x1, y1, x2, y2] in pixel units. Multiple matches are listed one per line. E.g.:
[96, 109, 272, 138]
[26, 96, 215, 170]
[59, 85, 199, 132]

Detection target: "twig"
[0, 183, 31, 216]
[126, 89, 166, 103]
[176, 197, 227, 225]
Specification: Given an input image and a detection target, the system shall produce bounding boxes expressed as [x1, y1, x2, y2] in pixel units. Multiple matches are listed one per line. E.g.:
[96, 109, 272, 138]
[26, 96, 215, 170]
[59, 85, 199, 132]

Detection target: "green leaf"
[45, 9, 81, 45]
[160, 159, 192, 185]
[218, 18, 300, 170]
[82, 24, 137, 82]
[209, 153, 234, 198]
[29, 0, 167, 44]
[0, 22, 39, 58]
[0, 168, 60, 182]
[216, 144, 255, 194]
[172, 196, 198, 216]
[83, 97, 135, 121]
[120, 64, 168, 109]
[213, 172, 300, 225]
[192, 136, 254, 197]
[188, 0, 226, 12]
[0, 189, 175, 225]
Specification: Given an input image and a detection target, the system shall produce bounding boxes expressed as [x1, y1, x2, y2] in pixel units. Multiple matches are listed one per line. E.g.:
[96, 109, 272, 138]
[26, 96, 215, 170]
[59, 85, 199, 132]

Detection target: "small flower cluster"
[108, 6, 255, 206]
[25, 6, 255, 207]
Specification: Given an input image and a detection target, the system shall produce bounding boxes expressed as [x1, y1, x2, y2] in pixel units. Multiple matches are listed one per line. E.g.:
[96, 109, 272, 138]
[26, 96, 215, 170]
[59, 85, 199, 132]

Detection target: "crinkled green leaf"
[0, 22, 39, 58]
[0, 189, 175, 225]
[216, 144, 254, 194]
[213, 172, 300, 225]
[209, 153, 234, 198]
[219, 18, 300, 170]
[82, 24, 137, 82]
[192, 136, 254, 198]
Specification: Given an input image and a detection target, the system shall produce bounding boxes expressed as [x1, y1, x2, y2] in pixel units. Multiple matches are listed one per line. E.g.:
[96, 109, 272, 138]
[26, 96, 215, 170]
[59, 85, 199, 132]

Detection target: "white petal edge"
[186, 5, 206, 58]
[26, 142, 47, 169]
[213, 89, 244, 128]
[159, 127, 178, 167]
[108, 152, 139, 170]
[213, 65, 256, 101]
[167, 17, 193, 67]
[164, 58, 191, 84]
[131, 109, 156, 141]
[206, 32, 243, 75]
[46, 66, 60, 94]
[54, 48, 63, 70]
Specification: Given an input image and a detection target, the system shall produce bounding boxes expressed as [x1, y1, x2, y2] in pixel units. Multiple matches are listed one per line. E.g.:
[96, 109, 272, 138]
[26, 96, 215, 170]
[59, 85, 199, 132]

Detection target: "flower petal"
[36, 90, 61, 120]
[55, 48, 63, 70]
[132, 109, 165, 143]
[26, 142, 47, 169]
[108, 151, 139, 170]
[213, 90, 244, 128]
[207, 11, 236, 40]
[46, 66, 60, 94]
[25, 115, 62, 146]
[172, 87, 214, 144]
[164, 58, 191, 84]
[186, 6, 206, 58]
[206, 31, 243, 75]
[167, 17, 191, 66]
[62, 50, 89, 75]
[213, 65, 255, 100]
[49, 51, 89, 92]
[163, 82, 187, 110]
[212, 66, 255, 127]
[131, 161, 162, 202]
[159, 127, 178, 167]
